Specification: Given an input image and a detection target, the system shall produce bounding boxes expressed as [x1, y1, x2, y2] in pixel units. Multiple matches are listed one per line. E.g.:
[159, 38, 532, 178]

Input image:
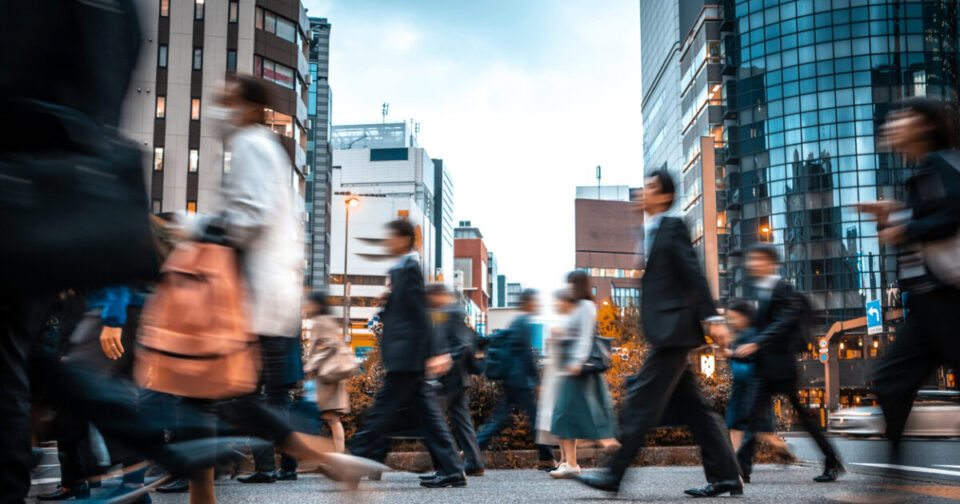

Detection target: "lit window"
[187, 201, 197, 214]
[226, 50, 237, 72]
[194, 0, 204, 20]
[158, 45, 168, 68]
[228, 0, 238, 23]
[255, 7, 263, 29]
[160, 0, 169, 17]
[155, 96, 166, 118]
[189, 149, 199, 173]
[223, 151, 232, 173]
[191, 98, 201, 120]
[193, 48, 203, 70]
[153, 147, 164, 171]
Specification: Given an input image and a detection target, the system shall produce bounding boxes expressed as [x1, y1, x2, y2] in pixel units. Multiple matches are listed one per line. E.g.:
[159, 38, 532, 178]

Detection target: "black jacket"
[503, 314, 540, 390]
[746, 279, 803, 381]
[380, 255, 444, 373]
[902, 151, 960, 290]
[640, 217, 718, 348]
[435, 303, 474, 393]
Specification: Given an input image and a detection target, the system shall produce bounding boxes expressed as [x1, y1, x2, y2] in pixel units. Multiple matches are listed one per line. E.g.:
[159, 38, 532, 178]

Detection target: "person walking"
[732, 244, 842, 482]
[476, 289, 556, 471]
[858, 98, 960, 464]
[349, 219, 466, 488]
[548, 272, 617, 479]
[420, 284, 484, 478]
[575, 169, 741, 498]
[303, 292, 351, 454]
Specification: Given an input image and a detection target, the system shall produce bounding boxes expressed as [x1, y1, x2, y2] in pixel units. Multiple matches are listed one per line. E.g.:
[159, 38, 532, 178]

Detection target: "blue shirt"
[86, 286, 146, 327]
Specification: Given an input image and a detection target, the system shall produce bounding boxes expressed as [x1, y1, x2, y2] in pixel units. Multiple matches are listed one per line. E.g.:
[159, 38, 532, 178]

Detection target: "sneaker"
[549, 462, 581, 479]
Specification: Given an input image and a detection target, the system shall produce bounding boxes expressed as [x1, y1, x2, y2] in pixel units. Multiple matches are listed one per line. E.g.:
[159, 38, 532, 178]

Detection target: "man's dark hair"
[647, 168, 676, 206]
[229, 74, 267, 107]
[306, 290, 330, 316]
[566, 270, 594, 302]
[746, 242, 780, 263]
[727, 299, 756, 319]
[520, 288, 539, 305]
[387, 219, 416, 251]
[899, 97, 959, 151]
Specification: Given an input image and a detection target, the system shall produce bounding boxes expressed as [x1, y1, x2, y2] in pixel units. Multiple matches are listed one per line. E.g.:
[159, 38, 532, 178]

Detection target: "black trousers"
[476, 385, 554, 461]
[0, 302, 33, 504]
[251, 335, 299, 473]
[609, 347, 740, 483]
[736, 377, 837, 477]
[431, 387, 484, 473]
[350, 372, 463, 476]
[873, 287, 960, 458]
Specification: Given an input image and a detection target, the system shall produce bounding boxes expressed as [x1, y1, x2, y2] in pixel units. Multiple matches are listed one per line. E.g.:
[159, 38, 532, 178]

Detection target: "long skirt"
[550, 372, 616, 440]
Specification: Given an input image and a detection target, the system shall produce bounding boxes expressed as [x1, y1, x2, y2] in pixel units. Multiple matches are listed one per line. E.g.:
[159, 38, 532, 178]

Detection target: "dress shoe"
[574, 472, 621, 493]
[683, 479, 744, 497]
[37, 482, 90, 500]
[742, 473, 751, 484]
[156, 477, 189, 493]
[538, 460, 558, 471]
[465, 468, 485, 477]
[420, 472, 467, 488]
[276, 469, 298, 481]
[419, 471, 439, 481]
[237, 471, 277, 484]
[813, 462, 845, 482]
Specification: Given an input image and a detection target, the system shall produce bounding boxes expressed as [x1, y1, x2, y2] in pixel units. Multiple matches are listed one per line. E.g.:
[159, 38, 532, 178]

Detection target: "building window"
[228, 0, 238, 23]
[263, 109, 294, 137]
[255, 7, 263, 29]
[226, 50, 237, 72]
[187, 201, 197, 214]
[254, 55, 295, 89]
[193, 48, 203, 70]
[454, 258, 473, 288]
[191, 98, 201, 120]
[158, 45, 168, 68]
[153, 147, 164, 171]
[254, 6, 296, 43]
[155, 96, 166, 119]
[152, 199, 162, 213]
[223, 151, 232, 173]
[194, 0, 204, 20]
[159, 0, 169, 17]
[188, 149, 199, 173]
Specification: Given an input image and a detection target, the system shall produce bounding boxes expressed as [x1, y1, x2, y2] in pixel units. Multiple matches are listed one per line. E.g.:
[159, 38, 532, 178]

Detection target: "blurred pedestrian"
[575, 169, 741, 498]
[860, 98, 960, 463]
[730, 245, 841, 483]
[548, 272, 617, 479]
[722, 300, 793, 471]
[420, 283, 484, 479]
[303, 292, 351, 454]
[477, 289, 556, 471]
[349, 220, 466, 488]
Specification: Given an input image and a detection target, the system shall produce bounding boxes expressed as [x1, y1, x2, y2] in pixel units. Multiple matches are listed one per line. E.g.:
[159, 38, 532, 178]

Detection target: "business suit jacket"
[640, 216, 718, 348]
[747, 279, 803, 381]
[503, 314, 540, 390]
[380, 255, 444, 374]
[435, 303, 474, 393]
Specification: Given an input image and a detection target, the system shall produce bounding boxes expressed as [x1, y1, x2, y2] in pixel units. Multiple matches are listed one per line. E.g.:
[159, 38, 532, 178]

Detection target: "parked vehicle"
[828, 390, 960, 438]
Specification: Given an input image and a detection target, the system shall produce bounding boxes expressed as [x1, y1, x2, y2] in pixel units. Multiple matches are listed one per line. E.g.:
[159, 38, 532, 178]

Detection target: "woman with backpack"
[548, 271, 617, 479]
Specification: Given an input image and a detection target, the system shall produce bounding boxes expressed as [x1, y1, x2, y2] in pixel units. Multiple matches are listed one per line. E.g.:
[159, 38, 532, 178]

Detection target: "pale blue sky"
[304, 0, 643, 291]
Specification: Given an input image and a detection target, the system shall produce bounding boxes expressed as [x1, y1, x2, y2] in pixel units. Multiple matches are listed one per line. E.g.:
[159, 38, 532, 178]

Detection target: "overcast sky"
[304, 0, 643, 292]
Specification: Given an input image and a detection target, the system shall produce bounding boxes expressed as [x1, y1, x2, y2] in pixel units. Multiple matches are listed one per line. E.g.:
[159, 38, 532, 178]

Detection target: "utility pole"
[381, 103, 389, 123]
[596, 165, 602, 199]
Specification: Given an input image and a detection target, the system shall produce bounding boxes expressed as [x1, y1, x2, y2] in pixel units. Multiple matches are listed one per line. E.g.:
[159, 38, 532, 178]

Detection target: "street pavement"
[787, 434, 960, 484]
[28, 464, 960, 503]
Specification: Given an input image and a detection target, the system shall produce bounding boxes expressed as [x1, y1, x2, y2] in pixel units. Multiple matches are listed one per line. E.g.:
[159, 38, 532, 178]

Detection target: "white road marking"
[933, 465, 960, 470]
[30, 477, 60, 485]
[852, 463, 960, 477]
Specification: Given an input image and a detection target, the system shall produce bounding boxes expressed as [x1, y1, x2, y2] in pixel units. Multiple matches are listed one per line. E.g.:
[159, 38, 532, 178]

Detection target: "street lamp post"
[343, 196, 360, 343]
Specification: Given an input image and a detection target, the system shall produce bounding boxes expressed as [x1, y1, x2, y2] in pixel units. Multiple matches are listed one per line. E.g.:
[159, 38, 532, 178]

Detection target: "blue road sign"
[866, 299, 882, 335]
[819, 352, 829, 363]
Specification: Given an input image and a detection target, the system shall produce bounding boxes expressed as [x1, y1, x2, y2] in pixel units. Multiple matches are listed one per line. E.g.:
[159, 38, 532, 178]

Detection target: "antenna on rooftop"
[381, 103, 389, 123]
[596, 165, 602, 199]
[415, 122, 421, 146]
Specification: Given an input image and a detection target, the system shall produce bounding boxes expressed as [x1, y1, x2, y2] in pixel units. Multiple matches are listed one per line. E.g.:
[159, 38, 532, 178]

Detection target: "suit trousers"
[431, 387, 484, 473]
[873, 287, 960, 458]
[736, 377, 837, 477]
[609, 347, 740, 483]
[251, 335, 298, 473]
[350, 372, 463, 476]
[477, 385, 554, 461]
[0, 302, 32, 504]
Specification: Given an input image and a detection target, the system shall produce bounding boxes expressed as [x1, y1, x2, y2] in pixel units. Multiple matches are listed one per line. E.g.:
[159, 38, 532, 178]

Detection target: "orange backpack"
[135, 243, 260, 399]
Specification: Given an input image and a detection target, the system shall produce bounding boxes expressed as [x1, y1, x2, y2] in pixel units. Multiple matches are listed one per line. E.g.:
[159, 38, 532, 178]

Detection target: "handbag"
[135, 243, 259, 399]
[581, 335, 613, 374]
[0, 99, 159, 293]
[304, 318, 359, 383]
[921, 151, 960, 289]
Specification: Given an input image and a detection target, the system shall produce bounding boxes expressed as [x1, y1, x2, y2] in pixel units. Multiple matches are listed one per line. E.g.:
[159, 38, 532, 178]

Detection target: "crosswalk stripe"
[935, 465, 960, 470]
[30, 477, 60, 485]
[852, 463, 960, 477]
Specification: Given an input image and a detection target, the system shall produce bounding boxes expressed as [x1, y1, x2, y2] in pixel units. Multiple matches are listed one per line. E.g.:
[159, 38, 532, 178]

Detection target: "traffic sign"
[866, 299, 882, 335]
[819, 352, 829, 363]
[818, 338, 828, 349]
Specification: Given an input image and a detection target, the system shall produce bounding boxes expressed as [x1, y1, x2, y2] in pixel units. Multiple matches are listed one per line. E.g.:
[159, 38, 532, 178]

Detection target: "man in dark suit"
[421, 284, 484, 477]
[476, 289, 556, 470]
[349, 219, 466, 488]
[576, 169, 742, 498]
[732, 244, 841, 482]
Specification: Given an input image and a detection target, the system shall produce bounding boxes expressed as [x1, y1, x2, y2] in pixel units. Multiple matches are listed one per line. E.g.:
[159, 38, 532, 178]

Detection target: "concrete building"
[506, 282, 524, 308]
[487, 251, 500, 309]
[433, 159, 455, 284]
[454, 221, 489, 334]
[574, 185, 643, 308]
[496, 274, 508, 308]
[123, 0, 312, 214]
[304, 16, 332, 290]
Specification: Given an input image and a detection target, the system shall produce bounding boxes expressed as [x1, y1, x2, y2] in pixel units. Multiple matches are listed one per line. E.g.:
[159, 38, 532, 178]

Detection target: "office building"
[496, 274, 508, 308]
[574, 185, 643, 308]
[505, 282, 524, 308]
[454, 221, 489, 334]
[642, 0, 960, 409]
[305, 16, 333, 290]
[122, 0, 312, 214]
[487, 251, 500, 309]
[433, 158, 455, 284]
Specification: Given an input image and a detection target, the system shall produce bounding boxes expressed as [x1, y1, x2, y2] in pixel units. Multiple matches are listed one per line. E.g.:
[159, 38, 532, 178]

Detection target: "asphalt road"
[786, 433, 960, 484]
[29, 465, 960, 504]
